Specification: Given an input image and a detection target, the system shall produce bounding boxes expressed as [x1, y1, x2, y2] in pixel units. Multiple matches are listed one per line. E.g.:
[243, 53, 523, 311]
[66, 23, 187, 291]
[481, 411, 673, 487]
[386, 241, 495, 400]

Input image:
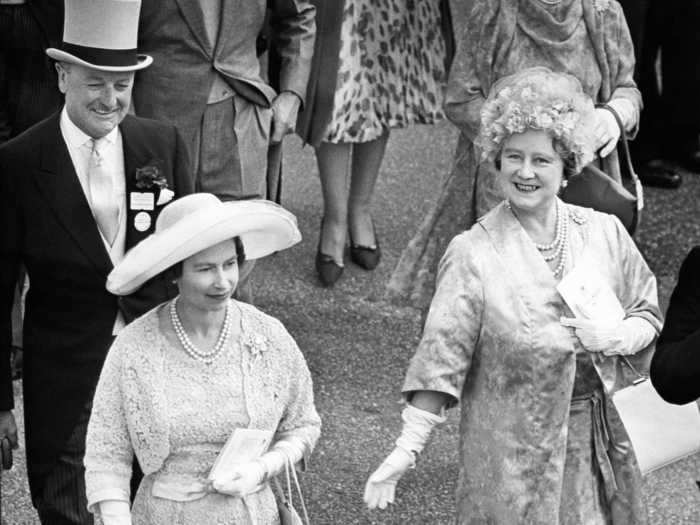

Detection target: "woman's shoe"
[349, 228, 381, 271]
[315, 250, 344, 287]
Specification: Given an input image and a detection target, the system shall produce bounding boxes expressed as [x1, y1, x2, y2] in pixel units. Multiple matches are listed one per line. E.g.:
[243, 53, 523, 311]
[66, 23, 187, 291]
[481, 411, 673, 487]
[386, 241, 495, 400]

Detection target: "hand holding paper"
[561, 316, 655, 356]
[211, 460, 266, 497]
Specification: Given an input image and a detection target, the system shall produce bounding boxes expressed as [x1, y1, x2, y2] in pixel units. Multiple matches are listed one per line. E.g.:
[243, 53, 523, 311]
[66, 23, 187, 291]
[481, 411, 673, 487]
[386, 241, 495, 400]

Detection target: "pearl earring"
[561, 179, 568, 189]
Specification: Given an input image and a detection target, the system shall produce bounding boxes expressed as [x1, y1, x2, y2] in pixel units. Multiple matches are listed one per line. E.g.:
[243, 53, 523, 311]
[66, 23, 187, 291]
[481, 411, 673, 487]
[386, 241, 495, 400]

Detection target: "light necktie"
[88, 138, 119, 246]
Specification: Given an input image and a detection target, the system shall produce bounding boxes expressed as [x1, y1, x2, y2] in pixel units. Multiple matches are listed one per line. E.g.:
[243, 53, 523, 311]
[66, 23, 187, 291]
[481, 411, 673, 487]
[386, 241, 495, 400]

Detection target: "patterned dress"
[324, 0, 447, 143]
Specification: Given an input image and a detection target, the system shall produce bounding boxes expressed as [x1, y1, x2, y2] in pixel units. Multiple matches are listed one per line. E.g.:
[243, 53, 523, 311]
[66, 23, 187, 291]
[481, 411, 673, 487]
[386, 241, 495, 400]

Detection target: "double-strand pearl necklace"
[170, 298, 232, 364]
[505, 199, 570, 278]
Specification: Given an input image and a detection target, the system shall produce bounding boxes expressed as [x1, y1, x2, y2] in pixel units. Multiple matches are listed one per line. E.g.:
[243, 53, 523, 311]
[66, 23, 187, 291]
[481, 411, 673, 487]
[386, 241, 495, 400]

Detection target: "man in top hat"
[133, 0, 315, 302]
[0, 0, 193, 522]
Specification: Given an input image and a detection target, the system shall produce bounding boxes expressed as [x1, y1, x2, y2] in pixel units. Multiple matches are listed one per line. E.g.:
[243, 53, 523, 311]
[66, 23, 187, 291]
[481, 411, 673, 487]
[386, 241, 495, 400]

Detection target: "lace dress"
[84, 300, 321, 525]
[130, 311, 280, 525]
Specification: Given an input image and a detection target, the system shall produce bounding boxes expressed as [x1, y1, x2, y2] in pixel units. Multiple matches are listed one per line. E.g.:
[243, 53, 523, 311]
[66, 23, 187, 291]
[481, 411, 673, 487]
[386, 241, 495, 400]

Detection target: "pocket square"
[157, 188, 175, 206]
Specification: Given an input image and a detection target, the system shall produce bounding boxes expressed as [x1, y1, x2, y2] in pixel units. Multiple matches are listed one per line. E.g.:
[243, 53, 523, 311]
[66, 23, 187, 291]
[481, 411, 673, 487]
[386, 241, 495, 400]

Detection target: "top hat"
[106, 194, 302, 295]
[46, 0, 152, 72]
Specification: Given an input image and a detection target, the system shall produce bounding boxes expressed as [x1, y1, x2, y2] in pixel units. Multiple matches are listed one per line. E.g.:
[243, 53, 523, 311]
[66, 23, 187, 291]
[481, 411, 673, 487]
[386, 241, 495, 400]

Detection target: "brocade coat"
[403, 203, 662, 524]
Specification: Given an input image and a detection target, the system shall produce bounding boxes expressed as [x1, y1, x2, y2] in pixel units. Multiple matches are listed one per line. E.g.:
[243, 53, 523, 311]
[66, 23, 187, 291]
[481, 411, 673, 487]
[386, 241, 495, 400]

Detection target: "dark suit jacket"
[651, 246, 700, 404]
[0, 0, 63, 141]
[0, 112, 193, 496]
[134, 0, 315, 154]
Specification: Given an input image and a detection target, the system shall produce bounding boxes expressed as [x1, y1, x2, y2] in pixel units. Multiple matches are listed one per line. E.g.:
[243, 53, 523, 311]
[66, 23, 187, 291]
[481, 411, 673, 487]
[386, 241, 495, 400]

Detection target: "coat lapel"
[174, 0, 213, 57]
[120, 115, 161, 249]
[34, 114, 113, 274]
[214, 0, 236, 59]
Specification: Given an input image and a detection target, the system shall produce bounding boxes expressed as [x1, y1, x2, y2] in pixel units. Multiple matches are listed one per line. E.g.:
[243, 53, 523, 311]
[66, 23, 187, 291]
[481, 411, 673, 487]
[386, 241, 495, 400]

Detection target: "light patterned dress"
[85, 301, 321, 525]
[403, 202, 661, 524]
[324, 0, 447, 143]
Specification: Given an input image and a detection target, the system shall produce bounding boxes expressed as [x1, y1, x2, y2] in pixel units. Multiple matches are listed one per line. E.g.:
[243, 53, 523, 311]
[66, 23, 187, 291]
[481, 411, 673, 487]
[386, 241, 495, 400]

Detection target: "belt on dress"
[570, 392, 618, 501]
[151, 475, 266, 502]
[151, 476, 212, 501]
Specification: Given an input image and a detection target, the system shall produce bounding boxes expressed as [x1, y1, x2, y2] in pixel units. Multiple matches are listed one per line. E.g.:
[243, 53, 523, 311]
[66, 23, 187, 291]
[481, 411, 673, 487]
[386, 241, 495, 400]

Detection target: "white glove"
[561, 316, 656, 356]
[98, 500, 131, 525]
[606, 98, 637, 132]
[211, 460, 266, 497]
[364, 405, 446, 510]
[364, 446, 414, 509]
[593, 107, 621, 158]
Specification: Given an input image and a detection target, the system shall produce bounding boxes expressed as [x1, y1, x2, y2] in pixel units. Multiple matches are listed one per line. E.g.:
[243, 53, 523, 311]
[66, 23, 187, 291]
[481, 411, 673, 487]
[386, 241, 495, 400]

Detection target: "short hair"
[163, 236, 246, 281]
[478, 67, 596, 177]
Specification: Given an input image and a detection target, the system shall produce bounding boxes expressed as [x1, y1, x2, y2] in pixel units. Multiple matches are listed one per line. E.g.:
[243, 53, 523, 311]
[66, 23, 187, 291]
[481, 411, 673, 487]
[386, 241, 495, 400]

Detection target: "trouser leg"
[35, 409, 92, 525]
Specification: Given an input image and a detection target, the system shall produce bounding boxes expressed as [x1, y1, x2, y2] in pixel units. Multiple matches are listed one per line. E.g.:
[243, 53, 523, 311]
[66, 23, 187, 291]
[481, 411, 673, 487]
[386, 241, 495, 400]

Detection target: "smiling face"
[499, 129, 565, 216]
[177, 239, 239, 314]
[56, 62, 134, 139]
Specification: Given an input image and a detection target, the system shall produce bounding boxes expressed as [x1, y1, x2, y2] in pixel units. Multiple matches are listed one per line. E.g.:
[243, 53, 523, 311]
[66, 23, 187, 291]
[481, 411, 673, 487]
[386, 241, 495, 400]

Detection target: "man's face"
[56, 62, 134, 139]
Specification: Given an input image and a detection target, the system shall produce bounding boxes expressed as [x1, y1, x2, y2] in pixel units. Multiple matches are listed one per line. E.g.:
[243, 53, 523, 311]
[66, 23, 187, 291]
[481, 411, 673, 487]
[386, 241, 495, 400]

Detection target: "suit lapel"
[214, 0, 236, 59]
[174, 0, 213, 57]
[34, 113, 113, 274]
[120, 116, 162, 248]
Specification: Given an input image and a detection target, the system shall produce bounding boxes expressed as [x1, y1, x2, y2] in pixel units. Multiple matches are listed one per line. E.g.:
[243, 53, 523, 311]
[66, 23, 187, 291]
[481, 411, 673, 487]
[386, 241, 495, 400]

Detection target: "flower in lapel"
[243, 332, 270, 364]
[135, 164, 167, 190]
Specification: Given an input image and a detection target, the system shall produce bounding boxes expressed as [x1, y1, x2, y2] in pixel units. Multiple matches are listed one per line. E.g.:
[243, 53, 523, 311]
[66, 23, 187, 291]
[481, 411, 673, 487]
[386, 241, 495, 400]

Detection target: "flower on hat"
[477, 68, 597, 173]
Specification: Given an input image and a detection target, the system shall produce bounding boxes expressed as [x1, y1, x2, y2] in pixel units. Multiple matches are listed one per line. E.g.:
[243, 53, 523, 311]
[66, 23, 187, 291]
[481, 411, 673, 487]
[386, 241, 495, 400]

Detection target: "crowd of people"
[0, 0, 699, 524]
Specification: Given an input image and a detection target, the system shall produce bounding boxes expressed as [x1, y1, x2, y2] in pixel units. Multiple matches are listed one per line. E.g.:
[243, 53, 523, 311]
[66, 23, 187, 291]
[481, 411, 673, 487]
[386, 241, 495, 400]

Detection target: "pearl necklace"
[169, 298, 232, 364]
[505, 199, 570, 278]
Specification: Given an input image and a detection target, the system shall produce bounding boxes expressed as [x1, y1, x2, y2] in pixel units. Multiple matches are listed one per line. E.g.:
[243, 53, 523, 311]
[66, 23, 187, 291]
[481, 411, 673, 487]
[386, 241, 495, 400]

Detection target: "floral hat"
[477, 67, 597, 172]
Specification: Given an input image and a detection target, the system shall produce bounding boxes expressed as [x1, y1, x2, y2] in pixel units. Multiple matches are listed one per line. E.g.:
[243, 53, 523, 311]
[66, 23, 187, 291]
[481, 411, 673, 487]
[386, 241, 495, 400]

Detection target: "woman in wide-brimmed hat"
[84, 193, 321, 524]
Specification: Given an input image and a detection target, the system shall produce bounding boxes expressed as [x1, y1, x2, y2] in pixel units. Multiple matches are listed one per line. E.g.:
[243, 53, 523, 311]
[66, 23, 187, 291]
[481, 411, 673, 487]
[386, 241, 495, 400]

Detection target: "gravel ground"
[2, 122, 699, 524]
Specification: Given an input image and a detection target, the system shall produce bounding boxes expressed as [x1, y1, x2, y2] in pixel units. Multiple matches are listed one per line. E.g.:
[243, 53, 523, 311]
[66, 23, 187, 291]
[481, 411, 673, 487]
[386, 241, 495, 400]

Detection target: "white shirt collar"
[60, 107, 120, 149]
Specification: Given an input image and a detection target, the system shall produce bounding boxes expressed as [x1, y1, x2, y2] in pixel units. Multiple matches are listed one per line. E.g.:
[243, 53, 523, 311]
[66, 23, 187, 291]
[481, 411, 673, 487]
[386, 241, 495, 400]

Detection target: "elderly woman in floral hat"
[445, 0, 641, 219]
[364, 69, 661, 524]
[84, 194, 320, 525]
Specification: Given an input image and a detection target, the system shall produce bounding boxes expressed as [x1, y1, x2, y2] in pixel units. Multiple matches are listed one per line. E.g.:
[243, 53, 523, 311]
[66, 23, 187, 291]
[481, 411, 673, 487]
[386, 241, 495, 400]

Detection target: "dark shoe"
[349, 229, 381, 271]
[638, 160, 682, 189]
[315, 250, 344, 287]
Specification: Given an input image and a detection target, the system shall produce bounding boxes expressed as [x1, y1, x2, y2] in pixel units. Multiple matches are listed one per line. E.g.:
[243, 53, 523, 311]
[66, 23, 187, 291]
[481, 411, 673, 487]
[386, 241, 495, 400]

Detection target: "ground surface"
[2, 121, 699, 524]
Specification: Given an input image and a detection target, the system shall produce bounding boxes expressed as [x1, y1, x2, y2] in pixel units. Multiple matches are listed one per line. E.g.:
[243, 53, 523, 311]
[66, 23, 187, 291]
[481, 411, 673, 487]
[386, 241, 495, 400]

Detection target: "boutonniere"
[135, 164, 167, 190]
[243, 333, 270, 363]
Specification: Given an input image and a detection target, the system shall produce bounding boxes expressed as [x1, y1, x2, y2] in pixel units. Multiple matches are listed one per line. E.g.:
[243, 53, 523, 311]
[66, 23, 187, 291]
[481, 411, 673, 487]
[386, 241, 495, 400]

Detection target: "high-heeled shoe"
[349, 224, 381, 271]
[315, 250, 344, 287]
[316, 218, 345, 287]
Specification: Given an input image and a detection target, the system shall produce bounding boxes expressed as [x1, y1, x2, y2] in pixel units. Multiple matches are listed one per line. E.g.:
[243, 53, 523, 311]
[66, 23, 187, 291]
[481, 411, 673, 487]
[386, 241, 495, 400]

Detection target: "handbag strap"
[286, 459, 310, 525]
[596, 103, 644, 213]
[619, 355, 648, 384]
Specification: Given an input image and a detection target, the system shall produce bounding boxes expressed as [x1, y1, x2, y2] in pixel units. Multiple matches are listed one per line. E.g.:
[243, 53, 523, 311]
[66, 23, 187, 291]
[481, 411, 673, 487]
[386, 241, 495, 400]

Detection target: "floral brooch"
[243, 332, 270, 363]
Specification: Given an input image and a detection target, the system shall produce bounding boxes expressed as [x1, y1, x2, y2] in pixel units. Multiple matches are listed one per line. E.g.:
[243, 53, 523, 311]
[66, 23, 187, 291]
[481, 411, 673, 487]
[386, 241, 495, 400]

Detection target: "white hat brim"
[107, 200, 301, 296]
[46, 48, 153, 72]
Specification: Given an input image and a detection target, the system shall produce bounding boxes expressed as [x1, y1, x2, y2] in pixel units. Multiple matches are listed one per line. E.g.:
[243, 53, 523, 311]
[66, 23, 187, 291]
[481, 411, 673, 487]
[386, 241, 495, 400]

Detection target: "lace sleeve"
[84, 334, 135, 512]
[270, 321, 321, 467]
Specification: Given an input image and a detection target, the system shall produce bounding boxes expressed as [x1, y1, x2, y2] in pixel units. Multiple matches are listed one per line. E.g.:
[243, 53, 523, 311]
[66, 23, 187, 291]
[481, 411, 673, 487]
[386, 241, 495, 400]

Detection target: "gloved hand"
[98, 500, 132, 525]
[561, 316, 656, 356]
[593, 107, 621, 158]
[364, 446, 415, 509]
[364, 404, 446, 510]
[211, 460, 266, 497]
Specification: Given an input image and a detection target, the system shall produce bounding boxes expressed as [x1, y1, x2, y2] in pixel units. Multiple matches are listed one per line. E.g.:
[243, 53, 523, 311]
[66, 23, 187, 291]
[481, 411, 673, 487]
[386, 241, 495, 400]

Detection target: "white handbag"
[611, 357, 700, 475]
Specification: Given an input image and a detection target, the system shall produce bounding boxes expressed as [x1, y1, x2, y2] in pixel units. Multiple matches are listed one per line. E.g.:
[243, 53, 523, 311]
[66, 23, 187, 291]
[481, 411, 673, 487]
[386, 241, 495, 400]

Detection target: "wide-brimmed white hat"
[107, 194, 302, 295]
[47, 0, 152, 72]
